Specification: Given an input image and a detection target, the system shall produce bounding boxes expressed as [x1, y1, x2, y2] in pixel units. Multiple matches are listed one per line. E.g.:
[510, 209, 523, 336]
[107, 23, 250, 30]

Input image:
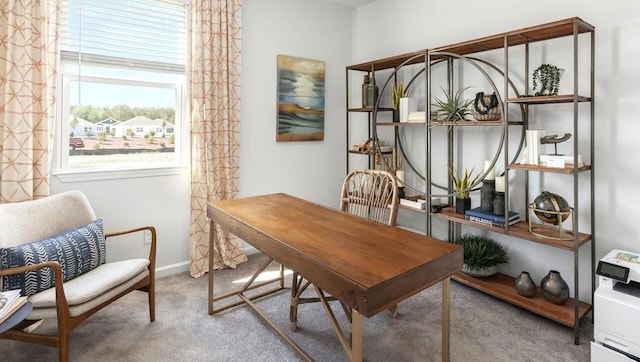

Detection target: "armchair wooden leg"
[59, 330, 70, 362]
[149, 289, 156, 322]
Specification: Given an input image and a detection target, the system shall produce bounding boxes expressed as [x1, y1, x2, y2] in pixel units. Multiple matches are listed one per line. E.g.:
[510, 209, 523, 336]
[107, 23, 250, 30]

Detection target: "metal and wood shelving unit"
[345, 17, 595, 344]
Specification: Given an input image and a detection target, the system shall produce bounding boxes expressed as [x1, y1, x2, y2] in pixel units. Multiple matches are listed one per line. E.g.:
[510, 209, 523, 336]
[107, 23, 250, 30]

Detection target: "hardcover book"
[464, 207, 519, 224]
[466, 215, 520, 227]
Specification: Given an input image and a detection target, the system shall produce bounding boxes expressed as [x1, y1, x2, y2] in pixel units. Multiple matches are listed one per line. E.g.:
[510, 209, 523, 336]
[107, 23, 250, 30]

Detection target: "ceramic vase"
[514, 271, 536, 297]
[455, 197, 471, 214]
[540, 270, 569, 305]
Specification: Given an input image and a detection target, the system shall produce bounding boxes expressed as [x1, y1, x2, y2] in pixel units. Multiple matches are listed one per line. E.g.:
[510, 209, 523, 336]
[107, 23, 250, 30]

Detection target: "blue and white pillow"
[0, 218, 106, 296]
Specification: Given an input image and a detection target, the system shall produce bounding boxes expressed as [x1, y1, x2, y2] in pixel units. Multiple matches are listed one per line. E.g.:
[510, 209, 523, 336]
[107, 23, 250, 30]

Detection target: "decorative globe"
[533, 191, 570, 225]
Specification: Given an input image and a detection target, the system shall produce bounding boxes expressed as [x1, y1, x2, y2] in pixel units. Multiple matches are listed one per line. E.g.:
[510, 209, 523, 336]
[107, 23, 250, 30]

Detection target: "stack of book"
[400, 196, 426, 210]
[0, 289, 27, 325]
[539, 154, 584, 168]
[464, 207, 520, 227]
[407, 111, 426, 123]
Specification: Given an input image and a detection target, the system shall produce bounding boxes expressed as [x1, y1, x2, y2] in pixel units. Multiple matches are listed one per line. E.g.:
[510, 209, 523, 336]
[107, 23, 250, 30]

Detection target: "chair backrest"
[340, 169, 399, 226]
[0, 191, 96, 248]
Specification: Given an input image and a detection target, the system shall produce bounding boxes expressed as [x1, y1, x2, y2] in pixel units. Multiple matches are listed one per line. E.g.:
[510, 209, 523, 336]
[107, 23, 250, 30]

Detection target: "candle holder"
[493, 191, 505, 216]
[480, 180, 495, 213]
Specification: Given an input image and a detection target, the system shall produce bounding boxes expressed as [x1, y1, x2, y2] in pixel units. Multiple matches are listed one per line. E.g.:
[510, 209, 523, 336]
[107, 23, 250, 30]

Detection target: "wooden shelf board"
[376, 121, 426, 126]
[507, 94, 591, 104]
[451, 272, 592, 328]
[348, 107, 394, 112]
[433, 207, 592, 250]
[347, 18, 594, 73]
[430, 17, 594, 58]
[509, 163, 591, 173]
[348, 150, 392, 156]
[347, 50, 427, 71]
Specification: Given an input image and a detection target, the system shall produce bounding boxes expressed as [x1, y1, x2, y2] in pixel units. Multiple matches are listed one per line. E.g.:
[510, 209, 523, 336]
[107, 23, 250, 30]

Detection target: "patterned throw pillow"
[0, 218, 106, 296]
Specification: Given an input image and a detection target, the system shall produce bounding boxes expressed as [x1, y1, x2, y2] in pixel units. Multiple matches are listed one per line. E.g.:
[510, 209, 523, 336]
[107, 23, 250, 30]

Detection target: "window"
[56, 0, 188, 179]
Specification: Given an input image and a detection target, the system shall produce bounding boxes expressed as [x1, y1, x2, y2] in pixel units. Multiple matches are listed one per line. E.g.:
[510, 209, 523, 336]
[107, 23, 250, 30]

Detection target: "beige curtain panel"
[0, 0, 59, 202]
[189, 0, 246, 277]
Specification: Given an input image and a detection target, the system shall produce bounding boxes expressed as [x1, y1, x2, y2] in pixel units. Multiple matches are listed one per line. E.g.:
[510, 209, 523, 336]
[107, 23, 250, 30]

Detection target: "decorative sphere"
[533, 191, 570, 225]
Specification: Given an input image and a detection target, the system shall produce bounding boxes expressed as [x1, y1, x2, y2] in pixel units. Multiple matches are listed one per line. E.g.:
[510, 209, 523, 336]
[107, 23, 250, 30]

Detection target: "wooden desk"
[208, 193, 462, 361]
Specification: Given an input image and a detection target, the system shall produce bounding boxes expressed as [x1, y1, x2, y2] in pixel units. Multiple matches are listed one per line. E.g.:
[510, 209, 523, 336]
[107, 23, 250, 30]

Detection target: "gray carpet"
[2, 254, 592, 361]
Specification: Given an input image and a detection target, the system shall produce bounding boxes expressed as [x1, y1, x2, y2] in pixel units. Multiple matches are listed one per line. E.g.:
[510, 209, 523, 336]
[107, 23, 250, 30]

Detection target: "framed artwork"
[276, 55, 325, 142]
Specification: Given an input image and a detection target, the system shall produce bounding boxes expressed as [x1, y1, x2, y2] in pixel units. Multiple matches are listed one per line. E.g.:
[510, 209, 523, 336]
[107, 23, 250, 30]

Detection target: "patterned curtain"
[0, 0, 59, 203]
[189, 0, 246, 277]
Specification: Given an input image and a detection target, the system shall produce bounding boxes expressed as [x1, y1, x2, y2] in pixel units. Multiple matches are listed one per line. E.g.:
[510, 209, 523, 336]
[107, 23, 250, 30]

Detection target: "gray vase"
[540, 270, 569, 305]
[515, 271, 536, 297]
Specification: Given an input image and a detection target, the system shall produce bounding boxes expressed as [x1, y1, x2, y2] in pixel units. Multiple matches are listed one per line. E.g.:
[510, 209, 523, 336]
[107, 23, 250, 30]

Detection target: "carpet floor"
[2, 253, 592, 361]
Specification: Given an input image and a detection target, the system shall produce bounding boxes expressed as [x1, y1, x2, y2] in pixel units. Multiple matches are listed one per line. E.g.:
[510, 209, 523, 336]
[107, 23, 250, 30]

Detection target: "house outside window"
[55, 0, 188, 179]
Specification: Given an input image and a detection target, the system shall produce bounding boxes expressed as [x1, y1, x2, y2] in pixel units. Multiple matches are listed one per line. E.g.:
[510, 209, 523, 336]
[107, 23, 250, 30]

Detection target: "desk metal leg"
[315, 285, 363, 362]
[442, 277, 450, 362]
[208, 221, 285, 315]
[351, 311, 363, 362]
[208, 220, 216, 315]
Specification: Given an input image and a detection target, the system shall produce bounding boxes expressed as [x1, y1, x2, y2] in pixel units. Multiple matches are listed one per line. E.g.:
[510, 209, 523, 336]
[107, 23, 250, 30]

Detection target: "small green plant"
[451, 233, 509, 271]
[448, 166, 480, 199]
[98, 132, 106, 142]
[532, 64, 561, 96]
[432, 86, 472, 121]
[391, 82, 405, 110]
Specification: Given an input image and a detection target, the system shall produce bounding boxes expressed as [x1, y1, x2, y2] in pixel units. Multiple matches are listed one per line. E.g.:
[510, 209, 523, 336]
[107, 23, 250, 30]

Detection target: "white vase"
[399, 97, 417, 123]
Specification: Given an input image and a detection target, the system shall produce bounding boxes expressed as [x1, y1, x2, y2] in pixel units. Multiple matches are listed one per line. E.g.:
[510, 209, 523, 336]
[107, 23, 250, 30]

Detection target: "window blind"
[60, 0, 187, 73]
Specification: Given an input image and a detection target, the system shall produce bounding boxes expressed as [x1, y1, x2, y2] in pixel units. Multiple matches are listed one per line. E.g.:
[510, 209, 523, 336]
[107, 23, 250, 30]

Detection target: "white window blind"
[60, 0, 187, 73]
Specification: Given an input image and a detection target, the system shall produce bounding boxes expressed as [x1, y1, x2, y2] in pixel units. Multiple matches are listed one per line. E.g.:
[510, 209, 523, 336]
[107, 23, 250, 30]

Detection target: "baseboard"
[155, 261, 189, 278]
[154, 244, 259, 278]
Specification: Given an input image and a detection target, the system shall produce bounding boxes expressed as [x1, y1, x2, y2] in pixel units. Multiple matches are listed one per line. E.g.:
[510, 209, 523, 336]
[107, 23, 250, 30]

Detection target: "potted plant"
[448, 166, 480, 213]
[391, 82, 405, 122]
[432, 86, 472, 121]
[532, 64, 563, 96]
[451, 233, 509, 277]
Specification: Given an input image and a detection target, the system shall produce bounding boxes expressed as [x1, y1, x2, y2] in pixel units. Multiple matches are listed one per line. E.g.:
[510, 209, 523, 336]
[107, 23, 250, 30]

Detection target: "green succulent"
[392, 82, 405, 110]
[451, 234, 509, 270]
[448, 166, 480, 199]
[432, 86, 472, 121]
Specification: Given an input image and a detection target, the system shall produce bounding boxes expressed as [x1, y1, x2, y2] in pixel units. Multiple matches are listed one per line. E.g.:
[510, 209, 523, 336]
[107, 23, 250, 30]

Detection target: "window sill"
[53, 164, 188, 183]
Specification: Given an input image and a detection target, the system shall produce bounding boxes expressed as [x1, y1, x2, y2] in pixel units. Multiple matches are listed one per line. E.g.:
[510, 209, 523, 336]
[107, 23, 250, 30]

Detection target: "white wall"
[51, 0, 353, 276]
[240, 0, 352, 206]
[353, 0, 640, 301]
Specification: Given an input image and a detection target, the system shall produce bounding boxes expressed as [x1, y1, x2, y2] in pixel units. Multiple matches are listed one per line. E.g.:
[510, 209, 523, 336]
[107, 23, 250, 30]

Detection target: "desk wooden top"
[208, 193, 462, 318]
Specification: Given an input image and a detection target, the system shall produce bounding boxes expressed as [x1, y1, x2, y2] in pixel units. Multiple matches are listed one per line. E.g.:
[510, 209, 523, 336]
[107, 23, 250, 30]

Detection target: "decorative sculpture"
[540, 133, 571, 155]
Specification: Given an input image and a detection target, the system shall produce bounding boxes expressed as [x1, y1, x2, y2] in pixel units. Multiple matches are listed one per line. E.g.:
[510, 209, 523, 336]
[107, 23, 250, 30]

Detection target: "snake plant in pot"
[391, 82, 405, 122]
[448, 166, 480, 214]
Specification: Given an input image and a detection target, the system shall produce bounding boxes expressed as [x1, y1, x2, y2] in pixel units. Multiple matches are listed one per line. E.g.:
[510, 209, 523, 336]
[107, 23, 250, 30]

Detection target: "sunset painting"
[276, 55, 325, 142]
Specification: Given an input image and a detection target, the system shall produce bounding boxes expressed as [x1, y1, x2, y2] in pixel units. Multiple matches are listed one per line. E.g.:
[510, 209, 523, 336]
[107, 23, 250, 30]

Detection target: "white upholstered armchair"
[0, 191, 156, 361]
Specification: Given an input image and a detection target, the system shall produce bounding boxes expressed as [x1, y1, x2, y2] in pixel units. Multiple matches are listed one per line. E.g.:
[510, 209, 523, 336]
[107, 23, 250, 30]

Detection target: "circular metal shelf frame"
[370, 51, 527, 199]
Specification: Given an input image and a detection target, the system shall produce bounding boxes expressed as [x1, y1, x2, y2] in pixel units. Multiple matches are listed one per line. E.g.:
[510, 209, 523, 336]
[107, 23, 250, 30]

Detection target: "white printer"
[591, 249, 640, 361]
